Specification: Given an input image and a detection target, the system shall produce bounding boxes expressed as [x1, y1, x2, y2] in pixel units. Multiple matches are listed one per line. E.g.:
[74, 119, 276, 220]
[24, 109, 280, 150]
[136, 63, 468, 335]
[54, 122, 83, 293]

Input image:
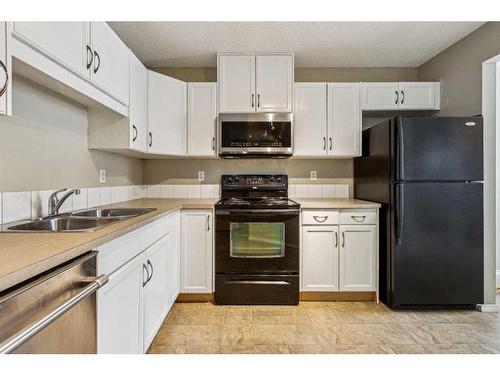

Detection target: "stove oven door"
[215, 208, 300, 274]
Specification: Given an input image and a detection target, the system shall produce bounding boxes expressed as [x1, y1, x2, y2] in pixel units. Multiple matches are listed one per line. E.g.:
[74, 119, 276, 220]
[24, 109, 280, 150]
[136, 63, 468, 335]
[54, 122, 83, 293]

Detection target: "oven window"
[230, 222, 285, 258]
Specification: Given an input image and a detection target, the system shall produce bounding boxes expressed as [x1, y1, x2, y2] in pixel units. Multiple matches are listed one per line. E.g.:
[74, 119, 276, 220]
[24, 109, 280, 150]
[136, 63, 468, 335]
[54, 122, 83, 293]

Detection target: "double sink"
[5, 208, 156, 232]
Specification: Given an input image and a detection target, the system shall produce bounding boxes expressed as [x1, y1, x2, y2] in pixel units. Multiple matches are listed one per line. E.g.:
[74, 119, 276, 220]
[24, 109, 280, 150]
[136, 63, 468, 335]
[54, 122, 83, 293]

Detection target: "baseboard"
[476, 304, 499, 313]
[300, 291, 376, 302]
[176, 293, 214, 302]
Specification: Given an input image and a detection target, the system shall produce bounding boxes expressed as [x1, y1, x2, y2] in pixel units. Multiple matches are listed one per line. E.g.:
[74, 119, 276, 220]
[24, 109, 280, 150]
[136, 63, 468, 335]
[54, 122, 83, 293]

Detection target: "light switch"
[99, 169, 106, 184]
[310, 171, 317, 180]
[198, 171, 205, 182]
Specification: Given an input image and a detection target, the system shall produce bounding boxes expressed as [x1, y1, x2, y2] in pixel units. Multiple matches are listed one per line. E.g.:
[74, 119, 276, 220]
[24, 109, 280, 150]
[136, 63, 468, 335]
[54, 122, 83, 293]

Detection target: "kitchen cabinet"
[90, 22, 129, 105]
[97, 253, 144, 354]
[129, 51, 148, 152]
[187, 82, 217, 156]
[166, 211, 181, 311]
[143, 236, 168, 350]
[255, 54, 293, 112]
[217, 53, 293, 113]
[0, 22, 10, 116]
[339, 225, 377, 291]
[294, 83, 360, 157]
[361, 82, 440, 110]
[301, 225, 339, 291]
[181, 210, 213, 293]
[148, 70, 187, 155]
[11, 22, 90, 78]
[293, 83, 327, 156]
[327, 83, 361, 157]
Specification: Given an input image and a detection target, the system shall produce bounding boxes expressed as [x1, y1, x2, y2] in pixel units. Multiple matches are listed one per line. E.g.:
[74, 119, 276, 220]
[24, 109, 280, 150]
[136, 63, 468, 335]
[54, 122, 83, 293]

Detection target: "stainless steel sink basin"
[72, 208, 156, 218]
[6, 216, 120, 232]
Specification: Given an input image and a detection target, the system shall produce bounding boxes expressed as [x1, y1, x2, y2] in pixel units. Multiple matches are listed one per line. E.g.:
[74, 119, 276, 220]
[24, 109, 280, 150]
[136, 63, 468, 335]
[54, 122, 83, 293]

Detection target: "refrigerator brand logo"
[465, 121, 476, 127]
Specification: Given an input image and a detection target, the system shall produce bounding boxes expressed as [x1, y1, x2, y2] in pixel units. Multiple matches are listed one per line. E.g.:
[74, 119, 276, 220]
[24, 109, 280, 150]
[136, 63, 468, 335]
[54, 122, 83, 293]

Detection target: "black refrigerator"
[354, 116, 484, 309]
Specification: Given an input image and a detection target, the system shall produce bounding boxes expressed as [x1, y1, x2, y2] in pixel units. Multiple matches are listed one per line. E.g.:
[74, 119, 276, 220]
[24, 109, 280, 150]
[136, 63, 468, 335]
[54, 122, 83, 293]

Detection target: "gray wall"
[0, 76, 143, 192]
[418, 22, 500, 116]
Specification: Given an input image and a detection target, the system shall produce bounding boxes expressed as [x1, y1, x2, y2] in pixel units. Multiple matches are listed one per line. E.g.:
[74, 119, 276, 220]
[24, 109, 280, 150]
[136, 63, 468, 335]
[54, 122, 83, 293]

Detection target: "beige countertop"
[0, 197, 380, 293]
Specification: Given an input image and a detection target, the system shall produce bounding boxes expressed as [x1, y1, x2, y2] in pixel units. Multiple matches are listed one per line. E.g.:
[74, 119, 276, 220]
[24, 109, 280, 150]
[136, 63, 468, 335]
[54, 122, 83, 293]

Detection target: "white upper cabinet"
[327, 83, 361, 157]
[129, 52, 148, 152]
[293, 83, 327, 156]
[361, 82, 399, 110]
[11, 22, 90, 78]
[218, 53, 293, 113]
[339, 225, 377, 291]
[255, 54, 293, 112]
[218, 54, 255, 113]
[361, 82, 440, 110]
[147, 70, 187, 155]
[187, 82, 217, 156]
[90, 22, 129, 105]
[398, 82, 440, 110]
[0, 22, 10, 116]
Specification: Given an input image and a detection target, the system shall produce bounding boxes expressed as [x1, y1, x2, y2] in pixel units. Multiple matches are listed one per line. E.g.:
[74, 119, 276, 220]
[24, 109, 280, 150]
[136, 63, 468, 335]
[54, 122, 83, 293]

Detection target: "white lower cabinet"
[181, 210, 213, 293]
[339, 225, 377, 291]
[301, 209, 378, 294]
[166, 211, 181, 311]
[302, 225, 339, 291]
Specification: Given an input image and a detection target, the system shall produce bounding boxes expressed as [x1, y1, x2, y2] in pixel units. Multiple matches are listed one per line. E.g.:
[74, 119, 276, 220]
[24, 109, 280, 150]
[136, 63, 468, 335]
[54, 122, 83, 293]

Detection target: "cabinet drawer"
[302, 210, 339, 225]
[339, 210, 377, 225]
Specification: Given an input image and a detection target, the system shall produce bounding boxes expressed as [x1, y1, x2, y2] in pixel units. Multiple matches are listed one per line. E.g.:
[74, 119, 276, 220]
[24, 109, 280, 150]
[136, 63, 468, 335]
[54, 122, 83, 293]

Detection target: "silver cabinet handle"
[86, 45, 93, 70]
[313, 215, 328, 223]
[351, 215, 366, 223]
[400, 90, 405, 104]
[147, 260, 154, 283]
[212, 137, 215, 151]
[0, 274, 108, 354]
[329, 137, 332, 151]
[335, 231, 338, 248]
[341, 232, 345, 248]
[206, 215, 210, 231]
[0, 60, 8, 97]
[251, 94, 254, 108]
[132, 125, 138, 142]
[395, 90, 399, 105]
[93, 51, 101, 74]
[323, 137, 326, 150]
[142, 263, 150, 287]
[257, 94, 260, 108]
[148, 131, 152, 148]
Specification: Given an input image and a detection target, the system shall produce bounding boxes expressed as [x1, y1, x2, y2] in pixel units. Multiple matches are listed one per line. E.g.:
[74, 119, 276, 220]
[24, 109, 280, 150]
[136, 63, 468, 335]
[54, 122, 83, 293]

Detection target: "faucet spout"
[48, 188, 81, 217]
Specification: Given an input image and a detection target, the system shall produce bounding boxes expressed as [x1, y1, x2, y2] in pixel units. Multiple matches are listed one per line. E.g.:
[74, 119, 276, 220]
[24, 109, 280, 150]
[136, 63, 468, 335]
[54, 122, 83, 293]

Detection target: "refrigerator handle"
[395, 184, 404, 245]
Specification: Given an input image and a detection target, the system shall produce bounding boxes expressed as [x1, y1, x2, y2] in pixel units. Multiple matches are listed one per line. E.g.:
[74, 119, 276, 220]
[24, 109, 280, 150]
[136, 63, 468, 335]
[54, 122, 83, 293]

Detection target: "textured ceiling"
[108, 22, 484, 68]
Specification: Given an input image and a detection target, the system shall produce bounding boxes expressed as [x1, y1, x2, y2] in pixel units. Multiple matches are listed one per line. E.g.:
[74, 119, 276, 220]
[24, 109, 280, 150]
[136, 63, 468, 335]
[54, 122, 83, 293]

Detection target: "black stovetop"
[215, 196, 300, 209]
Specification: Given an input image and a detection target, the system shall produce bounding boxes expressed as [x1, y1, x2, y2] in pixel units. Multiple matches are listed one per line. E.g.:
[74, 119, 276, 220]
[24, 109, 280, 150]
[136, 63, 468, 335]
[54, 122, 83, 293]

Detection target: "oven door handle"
[216, 209, 300, 215]
[225, 280, 291, 285]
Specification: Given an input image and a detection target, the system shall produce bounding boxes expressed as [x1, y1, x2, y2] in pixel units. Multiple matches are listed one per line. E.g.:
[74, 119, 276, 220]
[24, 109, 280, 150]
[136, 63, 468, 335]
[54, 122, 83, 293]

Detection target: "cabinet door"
[398, 82, 439, 110]
[90, 22, 129, 105]
[166, 212, 181, 311]
[97, 254, 144, 354]
[143, 236, 168, 351]
[147, 70, 187, 155]
[302, 226, 339, 291]
[256, 54, 293, 113]
[0, 22, 9, 116]
[181, 210, 213, 293]
[293, 83, 327, 156]
[12, 22, 90, 78]
[187, 82, 217, 156]
[129, 51, 147, 151]
[218, 54, 255, 113]
[327, 83, 361, 156]
[339, 225, 377, 291]
[361, 82, 399, 110]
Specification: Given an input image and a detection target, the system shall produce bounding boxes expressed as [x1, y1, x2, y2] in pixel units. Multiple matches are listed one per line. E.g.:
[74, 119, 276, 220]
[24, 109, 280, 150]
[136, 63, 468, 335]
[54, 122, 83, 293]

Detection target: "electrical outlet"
[310, 171, 317, 180]
[198, 171, 205, 182]
[99, 169, 106, 184]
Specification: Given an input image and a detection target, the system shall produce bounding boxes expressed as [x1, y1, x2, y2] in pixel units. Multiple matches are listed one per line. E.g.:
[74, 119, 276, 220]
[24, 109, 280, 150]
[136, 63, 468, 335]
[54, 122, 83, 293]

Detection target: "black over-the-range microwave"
[217, 113, 293, 158]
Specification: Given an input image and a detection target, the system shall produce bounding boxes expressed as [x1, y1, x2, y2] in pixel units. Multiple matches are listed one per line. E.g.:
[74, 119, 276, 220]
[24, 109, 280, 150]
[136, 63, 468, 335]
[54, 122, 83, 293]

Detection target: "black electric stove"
[214, 175, 300, 305]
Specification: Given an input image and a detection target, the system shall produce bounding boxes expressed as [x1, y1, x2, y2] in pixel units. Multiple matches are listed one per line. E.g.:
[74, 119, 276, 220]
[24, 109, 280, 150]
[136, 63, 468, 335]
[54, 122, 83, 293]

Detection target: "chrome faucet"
[48, 188, 81, 216]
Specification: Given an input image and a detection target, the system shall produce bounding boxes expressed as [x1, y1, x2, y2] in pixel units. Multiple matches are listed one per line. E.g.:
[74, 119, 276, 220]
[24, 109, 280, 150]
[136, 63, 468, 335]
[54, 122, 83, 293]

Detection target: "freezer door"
[393, 182, 483, 306]
[395, 117, 483, 181]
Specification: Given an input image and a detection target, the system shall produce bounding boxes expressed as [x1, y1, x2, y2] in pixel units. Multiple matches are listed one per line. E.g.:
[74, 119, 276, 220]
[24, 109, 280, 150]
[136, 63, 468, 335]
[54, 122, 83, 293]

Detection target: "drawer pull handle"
[313, 215, 328, 223]
[351, 215, 367, 222]
[335, 231, 338, 248]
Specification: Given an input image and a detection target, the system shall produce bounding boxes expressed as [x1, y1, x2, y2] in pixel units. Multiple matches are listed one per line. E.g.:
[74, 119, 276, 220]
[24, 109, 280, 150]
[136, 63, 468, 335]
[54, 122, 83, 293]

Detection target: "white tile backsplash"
[200, 185, 213, 199]
[161, 185, 174, 198]
[295, 185, 309, 198]
[3, 191, 31, 223]
[308, 185, 322, 198]
[335, 184, 349, 198]
[288, 184, 296, 198]
[100, 187, 112, 206]
[187, 185, 201, 198]
[72, 188, 88, 211]
[321, 185, 336, 198]
[87, 188, 100, 208]
[146, 185, 161, 198]
[31, 190, 53, 219]
[174, 185, 188, 198]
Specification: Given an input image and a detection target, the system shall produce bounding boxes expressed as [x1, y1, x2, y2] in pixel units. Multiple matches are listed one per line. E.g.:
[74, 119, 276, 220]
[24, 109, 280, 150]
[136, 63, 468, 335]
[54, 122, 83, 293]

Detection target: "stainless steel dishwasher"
[0, 251, 108, 354]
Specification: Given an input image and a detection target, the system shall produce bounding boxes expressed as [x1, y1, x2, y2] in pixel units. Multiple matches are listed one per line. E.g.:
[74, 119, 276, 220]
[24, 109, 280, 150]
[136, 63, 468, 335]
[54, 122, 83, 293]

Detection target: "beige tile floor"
[148, 297, 500, 354]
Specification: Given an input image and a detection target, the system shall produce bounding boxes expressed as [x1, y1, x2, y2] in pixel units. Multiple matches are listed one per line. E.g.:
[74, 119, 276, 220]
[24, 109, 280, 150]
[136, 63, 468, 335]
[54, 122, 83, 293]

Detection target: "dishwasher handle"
[0, 274, 108, 354]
